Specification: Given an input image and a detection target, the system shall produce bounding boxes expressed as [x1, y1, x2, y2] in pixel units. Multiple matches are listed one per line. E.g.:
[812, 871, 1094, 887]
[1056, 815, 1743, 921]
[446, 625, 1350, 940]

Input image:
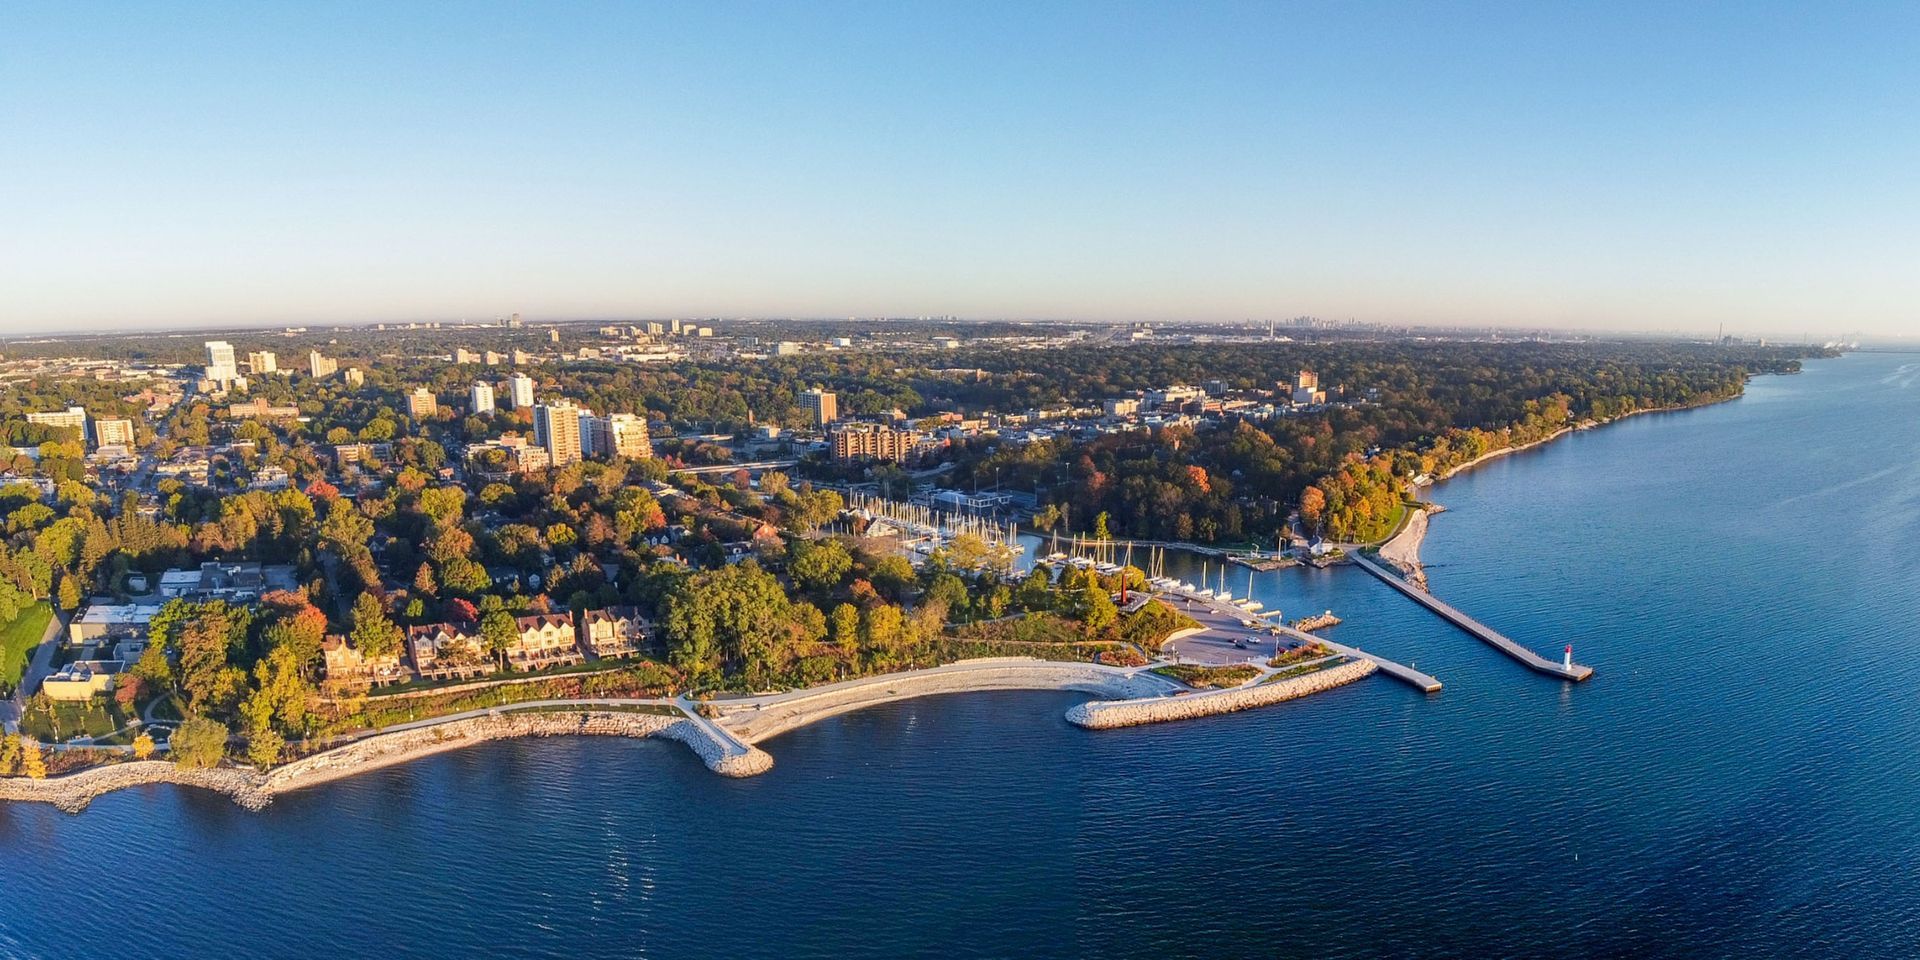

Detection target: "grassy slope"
[2, 601, 54, 690]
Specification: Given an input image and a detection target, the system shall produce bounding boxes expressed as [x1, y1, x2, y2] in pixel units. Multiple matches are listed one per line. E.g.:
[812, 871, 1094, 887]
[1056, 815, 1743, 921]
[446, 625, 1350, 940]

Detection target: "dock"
[1349, 553, 1593, 682]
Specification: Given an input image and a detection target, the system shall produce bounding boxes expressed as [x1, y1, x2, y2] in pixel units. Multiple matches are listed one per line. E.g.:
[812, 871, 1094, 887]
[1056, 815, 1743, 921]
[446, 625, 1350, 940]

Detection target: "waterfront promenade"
[1349, 552, 1593, 681]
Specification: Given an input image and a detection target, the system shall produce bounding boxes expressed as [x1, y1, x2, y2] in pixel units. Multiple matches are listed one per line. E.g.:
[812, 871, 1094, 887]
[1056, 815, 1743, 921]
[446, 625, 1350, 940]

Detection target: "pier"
[1349, 553, 1594, 682]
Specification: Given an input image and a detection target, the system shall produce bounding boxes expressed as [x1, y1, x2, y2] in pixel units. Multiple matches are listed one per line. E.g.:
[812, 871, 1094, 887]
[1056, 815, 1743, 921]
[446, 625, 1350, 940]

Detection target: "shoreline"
[0, 656, 1369, 815]
[1394, 392, 1748, 573]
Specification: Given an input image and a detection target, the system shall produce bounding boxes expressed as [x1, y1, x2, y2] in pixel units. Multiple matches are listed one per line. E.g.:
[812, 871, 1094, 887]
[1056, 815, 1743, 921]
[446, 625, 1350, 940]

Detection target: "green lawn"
[21, 696, 129, 743]
[2, 601, 54, 692]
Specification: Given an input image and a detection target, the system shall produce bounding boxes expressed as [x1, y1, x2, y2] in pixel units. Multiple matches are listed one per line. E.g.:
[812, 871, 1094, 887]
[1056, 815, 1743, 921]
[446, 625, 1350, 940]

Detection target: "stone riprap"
[1065, 659, 1377, 729]
[711, 658, 1178, 744]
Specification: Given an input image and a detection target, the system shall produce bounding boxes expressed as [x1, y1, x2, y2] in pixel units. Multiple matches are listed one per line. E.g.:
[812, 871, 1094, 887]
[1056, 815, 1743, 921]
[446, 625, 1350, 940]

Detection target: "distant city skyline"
[2, 1, 1915, 336]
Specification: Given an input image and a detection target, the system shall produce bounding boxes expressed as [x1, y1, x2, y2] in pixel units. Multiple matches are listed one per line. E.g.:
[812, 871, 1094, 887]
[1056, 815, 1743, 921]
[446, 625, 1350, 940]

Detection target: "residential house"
[507, 614, 584, 671]
[579, 606, 649, 659]
[405, 621, 491, 681]
[322, 634, 408, 690]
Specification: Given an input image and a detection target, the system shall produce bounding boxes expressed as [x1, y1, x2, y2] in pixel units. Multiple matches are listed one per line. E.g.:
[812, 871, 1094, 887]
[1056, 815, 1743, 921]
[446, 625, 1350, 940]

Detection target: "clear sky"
[2, 1, 1915, 337]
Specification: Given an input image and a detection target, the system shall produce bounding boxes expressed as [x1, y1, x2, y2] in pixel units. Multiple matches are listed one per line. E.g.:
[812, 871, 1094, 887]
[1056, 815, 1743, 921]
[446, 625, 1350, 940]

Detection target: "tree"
[349, 593, 403, 661]
[829, 602, 861, 653]
[1015, 568, 1053, 612]
[1299, 486, 1327, 530]
[132, 731, 156, 760]
[245, 725, 285, 769]
[412, 562, 438, 598]
[869, 555, 917, 599]
[169, 717, 229, 769]
[19, 737, 46, 779]
[480, 609, 519, 666]
[176, 613, 234, 711]
[1076, 582, 1118, 632]
[660, 562, 797, 687]
[923, 573, 970, 620]
[789, 539, 853, 592]
[859, 603, 907, 662]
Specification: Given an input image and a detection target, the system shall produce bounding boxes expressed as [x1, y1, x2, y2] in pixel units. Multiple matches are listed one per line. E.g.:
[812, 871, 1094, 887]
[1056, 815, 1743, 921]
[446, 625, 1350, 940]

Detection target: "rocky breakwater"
[0, 761, 268, 814]
[656, 719, 774, 778]
[1065, 659, 1377, 730]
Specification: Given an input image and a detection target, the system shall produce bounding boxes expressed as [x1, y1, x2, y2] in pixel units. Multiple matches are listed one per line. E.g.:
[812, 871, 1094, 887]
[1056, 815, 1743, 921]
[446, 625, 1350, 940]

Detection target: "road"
[1160, 596, 1294, 666]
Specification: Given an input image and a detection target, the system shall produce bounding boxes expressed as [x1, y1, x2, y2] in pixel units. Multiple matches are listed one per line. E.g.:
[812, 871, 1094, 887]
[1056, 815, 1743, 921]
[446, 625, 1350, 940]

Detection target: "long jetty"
[1349, 552, 1593, 682]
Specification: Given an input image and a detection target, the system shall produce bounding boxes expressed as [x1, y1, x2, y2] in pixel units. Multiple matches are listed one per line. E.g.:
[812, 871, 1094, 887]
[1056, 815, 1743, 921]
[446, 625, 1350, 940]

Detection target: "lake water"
[4, 353, 1917, 959]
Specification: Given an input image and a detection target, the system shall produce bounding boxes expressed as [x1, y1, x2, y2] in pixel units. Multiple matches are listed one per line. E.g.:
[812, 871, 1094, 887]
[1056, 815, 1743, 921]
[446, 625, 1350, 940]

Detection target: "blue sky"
[2, 1, 1915, 335]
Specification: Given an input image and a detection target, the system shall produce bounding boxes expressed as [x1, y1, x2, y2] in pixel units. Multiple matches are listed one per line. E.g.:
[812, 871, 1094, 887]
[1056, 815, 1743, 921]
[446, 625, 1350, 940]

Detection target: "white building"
[247, 350, 278, 375]
[205, 341, 240, 387]
[508, 373, 535, 409]
[470, 381, 495, 414]
[26, 406, 88, 441]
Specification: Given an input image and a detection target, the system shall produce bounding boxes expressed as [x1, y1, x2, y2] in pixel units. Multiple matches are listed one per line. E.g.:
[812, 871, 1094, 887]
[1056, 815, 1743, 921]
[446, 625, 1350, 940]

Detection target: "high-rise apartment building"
[508, 373, 535, 409]
[247, 350, 278, 375]
[27, 406, 89, 442]
[407, 388, 438, 418]
[801, 389, 838, 426]
[309, 350, 339, 378]
[830, 422, 915, 462]
[533, 402, 584, 466]
[205, 341, 239, 386]
[588, 413, 651, 460]
[470, 381, 495, 414]
[92, 417, 135, 448]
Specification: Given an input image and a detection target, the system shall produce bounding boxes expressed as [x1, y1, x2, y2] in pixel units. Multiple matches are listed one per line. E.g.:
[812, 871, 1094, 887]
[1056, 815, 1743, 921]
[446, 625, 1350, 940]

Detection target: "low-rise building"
[156, 562, 299, 601]
[466, 435, 551, 477]
[507, 614, 583, 671]
[224, 398, 301, 420]
[322, 635, 408, 690]
[42, 661, 121, 702]
[579, 607, 649, 659]
[406, 622, 490, 681]
[68, 602, 162, 651]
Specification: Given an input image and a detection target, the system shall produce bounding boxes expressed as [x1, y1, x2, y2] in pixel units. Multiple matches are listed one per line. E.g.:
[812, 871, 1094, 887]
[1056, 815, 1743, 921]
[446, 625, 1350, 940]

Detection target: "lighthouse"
[1564, 645, 1573, 670]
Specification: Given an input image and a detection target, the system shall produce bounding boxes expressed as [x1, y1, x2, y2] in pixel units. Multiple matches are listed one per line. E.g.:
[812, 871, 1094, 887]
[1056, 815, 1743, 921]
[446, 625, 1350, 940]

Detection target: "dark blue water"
[4, 354, 1918, 959]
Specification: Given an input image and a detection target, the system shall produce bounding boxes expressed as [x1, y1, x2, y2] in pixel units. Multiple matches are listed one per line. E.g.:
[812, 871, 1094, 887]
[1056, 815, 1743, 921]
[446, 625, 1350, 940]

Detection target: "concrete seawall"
[1065, 660, 1377, 729]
